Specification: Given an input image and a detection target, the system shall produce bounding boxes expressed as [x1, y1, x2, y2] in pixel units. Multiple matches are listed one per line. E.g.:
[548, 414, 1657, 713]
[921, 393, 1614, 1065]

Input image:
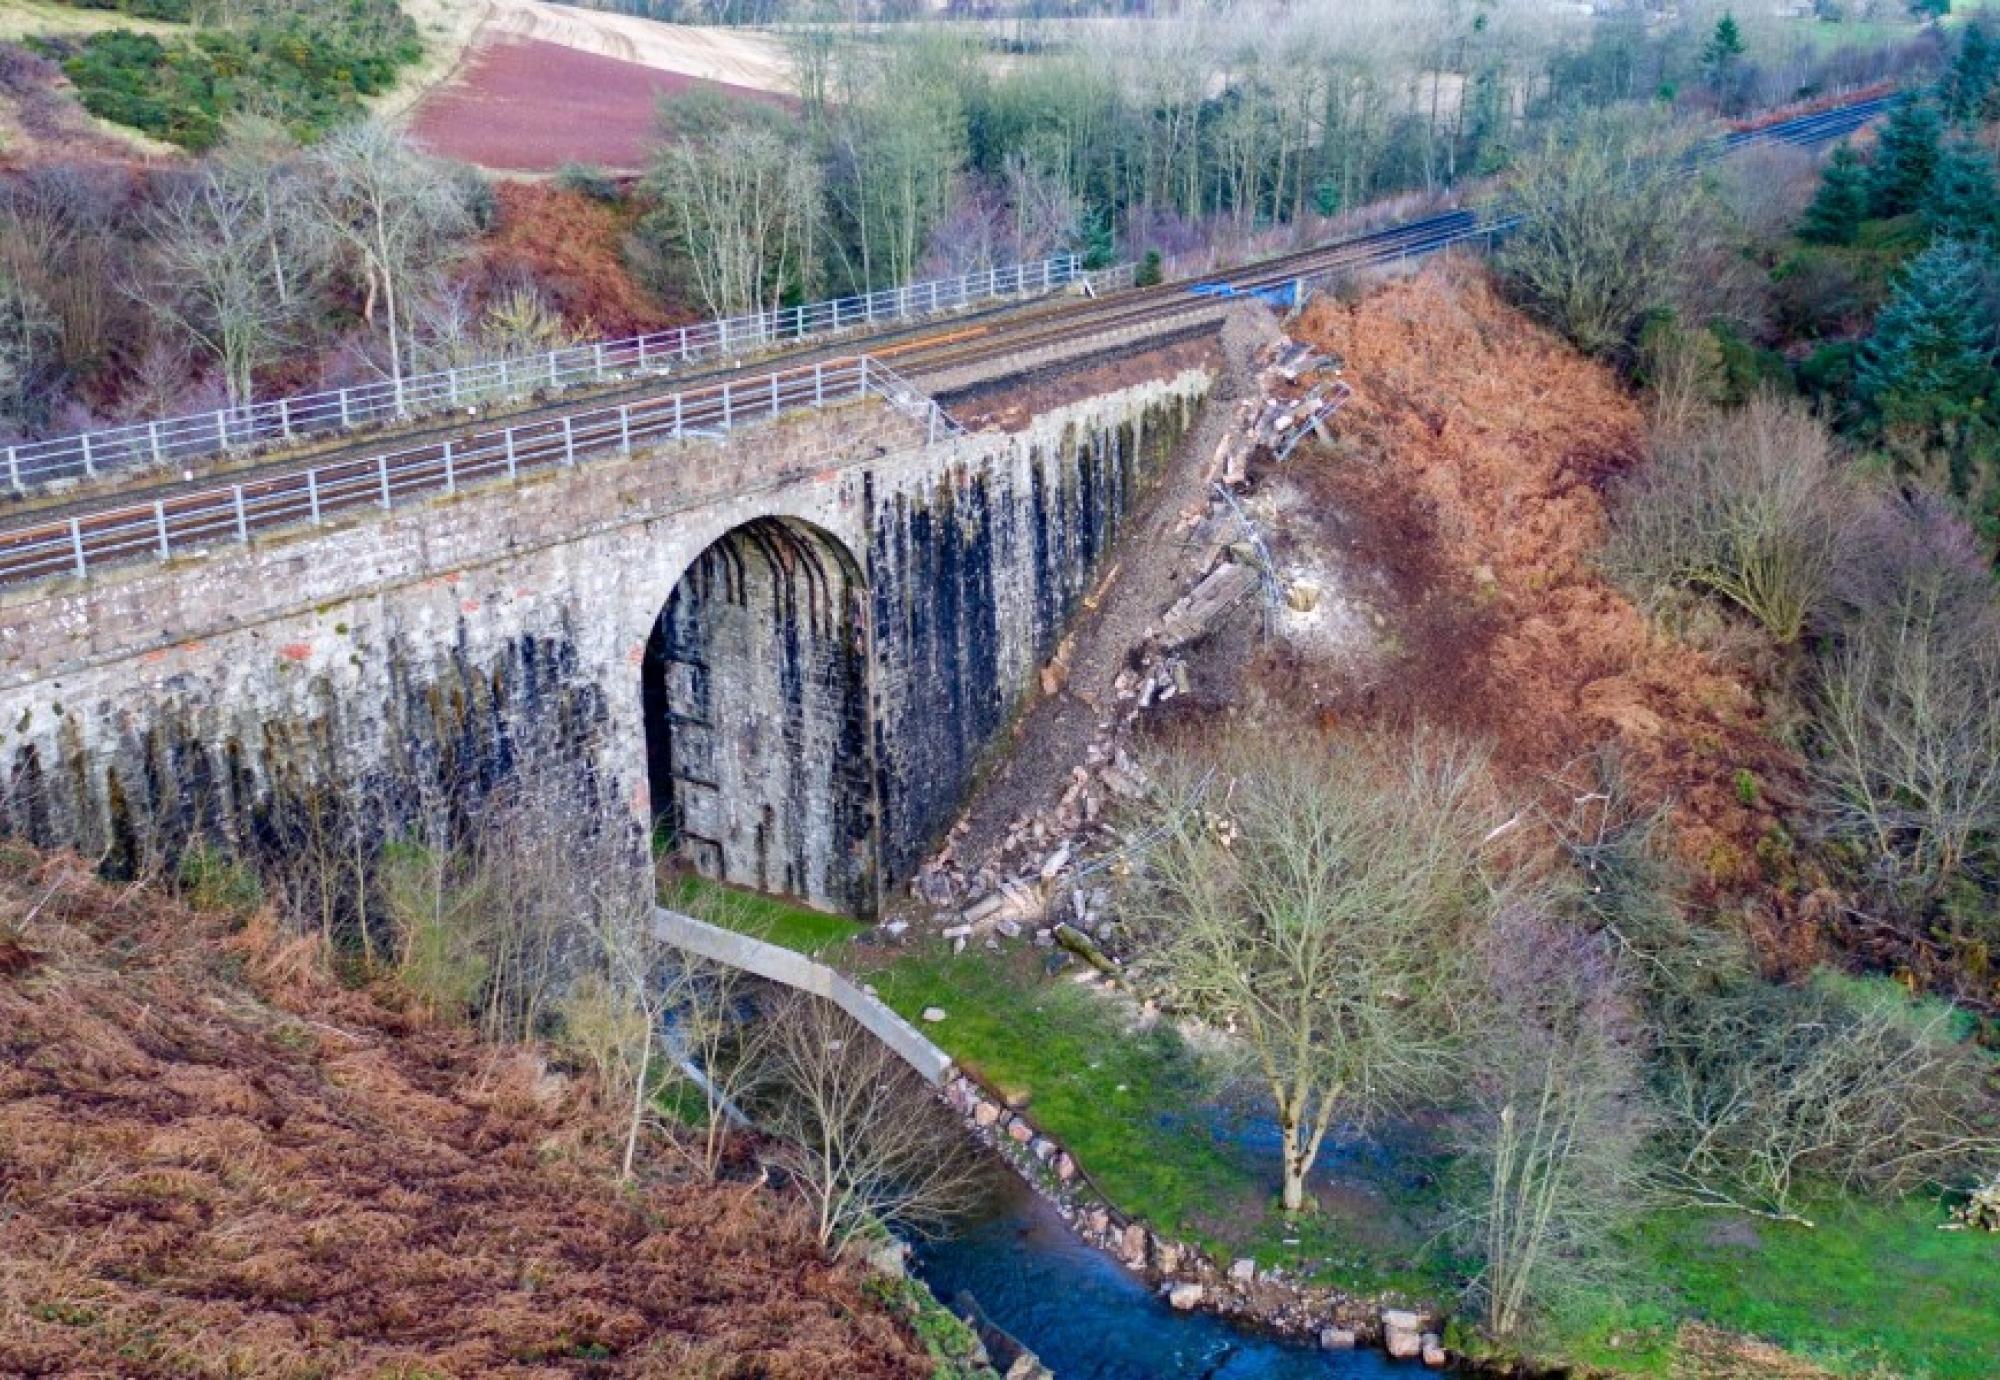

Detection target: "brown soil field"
[1264, 267, 1821, 965]
[0, 849, 931, 1379]
[410, 36, 788, 173]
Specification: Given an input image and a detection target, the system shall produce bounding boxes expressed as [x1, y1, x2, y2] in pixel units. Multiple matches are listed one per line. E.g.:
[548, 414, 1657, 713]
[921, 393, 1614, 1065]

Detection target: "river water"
[912, 1167, 1422, 1379]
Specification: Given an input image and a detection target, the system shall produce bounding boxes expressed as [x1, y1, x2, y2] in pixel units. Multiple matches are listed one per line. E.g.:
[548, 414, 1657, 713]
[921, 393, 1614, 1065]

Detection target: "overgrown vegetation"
[32, 0, 420, 151]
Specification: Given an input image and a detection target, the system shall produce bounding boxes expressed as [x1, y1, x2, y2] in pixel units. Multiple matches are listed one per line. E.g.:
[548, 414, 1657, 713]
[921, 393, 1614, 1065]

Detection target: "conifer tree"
[1942, 24, 1998, 123]
[1857, 240, 1998, 487]
[1923, 139, 2000, 243]
[1800, 146, 1870, 245]
[1867, 98, 1945, 217]
[1702, 13, 1746, 77]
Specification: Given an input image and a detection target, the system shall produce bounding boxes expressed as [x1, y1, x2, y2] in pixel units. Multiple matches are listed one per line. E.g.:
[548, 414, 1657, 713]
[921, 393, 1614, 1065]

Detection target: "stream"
[912, 1164, 1424, 1379]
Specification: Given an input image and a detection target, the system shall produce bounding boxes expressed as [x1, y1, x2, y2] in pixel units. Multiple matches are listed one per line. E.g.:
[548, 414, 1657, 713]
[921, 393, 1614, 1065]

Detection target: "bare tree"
[0, 264, 52, 430]
[1651, 974, 1999, 1225]
[1470, 901, 1649, 1338]
[140, 168, 298, 407]
[1121, 737, 1498, 1215]
[760, 994, 977, 1258]
[1811, 494, 2000, 897]
[1603, 396, 1855, 643]
[648, 116, 823, 321]
[309, 121, 475, 406]
[1499, 107, 1715, 360]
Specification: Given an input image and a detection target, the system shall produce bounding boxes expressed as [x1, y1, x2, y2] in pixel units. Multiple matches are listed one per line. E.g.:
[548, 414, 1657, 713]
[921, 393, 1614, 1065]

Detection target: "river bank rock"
[1382, 1309, 1426, 1360]
[1169, 1282, 1205, 1310]
[1320, 1327, 1357, 1350]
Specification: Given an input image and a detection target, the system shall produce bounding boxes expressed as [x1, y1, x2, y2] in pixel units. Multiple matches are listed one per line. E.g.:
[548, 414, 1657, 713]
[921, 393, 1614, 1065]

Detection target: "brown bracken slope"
[1280, 267, 1817, 963]
[0, 850, 930, 1379]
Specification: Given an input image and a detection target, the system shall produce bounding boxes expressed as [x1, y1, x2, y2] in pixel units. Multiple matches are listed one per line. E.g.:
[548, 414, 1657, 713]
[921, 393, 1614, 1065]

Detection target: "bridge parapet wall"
[0, 368, 1211, 909]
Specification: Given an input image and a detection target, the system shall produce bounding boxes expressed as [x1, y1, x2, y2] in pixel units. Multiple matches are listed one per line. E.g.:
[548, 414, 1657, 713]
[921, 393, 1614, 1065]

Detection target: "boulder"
[1383, 1321, 1423, 1361]
[1055, 1153, 1077, 1182]
[1121, 1223, 1147, 1267]
[1319, 1328, 1357, 1350]
[1228, 1258, 1256, 1284]
[1168, 1282, 1204, 1311]
[973, 1101, 1002, 1128]
[1422, 1340, 1448, 1369]
[921, 1007, 948, 1023]
[1007, 1119, 1035, 1144]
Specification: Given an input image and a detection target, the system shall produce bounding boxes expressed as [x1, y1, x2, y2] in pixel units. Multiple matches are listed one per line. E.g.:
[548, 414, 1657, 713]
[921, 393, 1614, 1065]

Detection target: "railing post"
[770, 372, 780, 419]
[5, 446, 17, 495]
[307, 468, 321, 525]
[619, 404, 632, 455]
[338, 387, 352, 430]
[148, 421, 163, 469]
[215, 409, 228, 452]
[928, 401, 940, 446]
[549, 350, 559, 390]
[278, 397, 292, 441]
[673, 393, 683, 439]
[79, 432, 95, 480]
[447, 365, 460, 408]
[594, 342, 606, 381]
[814, 363, 824, 405]
[562, 415, 576, 466]
[154, 500, 170, 560]
[378, 454, 392, 509]
[636, 335, 648, 371]
[500, 357, 511, 395]
[503, 427, 517, 480]
[233, 485, 249, 542]
[1043, 257, 1052, 290]
[720, 318, 730, 356]
[442, 441, 455, 494]
[722, 382, 732, 429]
[70, 517, 86, 577]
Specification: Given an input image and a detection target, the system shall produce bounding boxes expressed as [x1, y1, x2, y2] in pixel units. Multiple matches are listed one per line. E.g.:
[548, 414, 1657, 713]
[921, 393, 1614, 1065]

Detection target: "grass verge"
[664, 874, 866, 957]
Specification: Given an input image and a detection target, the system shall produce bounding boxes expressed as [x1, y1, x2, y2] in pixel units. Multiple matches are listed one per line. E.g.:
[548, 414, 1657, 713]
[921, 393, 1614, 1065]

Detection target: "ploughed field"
[410, 36, 789, 172]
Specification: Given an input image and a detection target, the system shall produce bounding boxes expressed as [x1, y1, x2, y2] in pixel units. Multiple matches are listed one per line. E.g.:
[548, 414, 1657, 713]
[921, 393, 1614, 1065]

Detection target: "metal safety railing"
[0, 356, 957, 588]
[2, 254, 1077, 497]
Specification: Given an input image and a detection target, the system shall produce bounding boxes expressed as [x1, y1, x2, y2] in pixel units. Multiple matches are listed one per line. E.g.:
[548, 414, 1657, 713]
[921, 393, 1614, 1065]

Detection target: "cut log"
[1158, 562, 1260, 651]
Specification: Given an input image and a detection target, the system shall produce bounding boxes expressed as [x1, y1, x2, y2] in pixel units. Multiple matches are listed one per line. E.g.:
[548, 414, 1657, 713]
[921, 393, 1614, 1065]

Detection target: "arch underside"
[642, 516, 878, 918]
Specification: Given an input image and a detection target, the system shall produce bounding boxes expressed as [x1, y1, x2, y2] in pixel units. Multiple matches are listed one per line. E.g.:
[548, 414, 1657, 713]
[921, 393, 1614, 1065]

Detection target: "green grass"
[1548, 1197, 2000, 1378]
[859, 942, 1460, 1299]
[664, 874, 865, 958]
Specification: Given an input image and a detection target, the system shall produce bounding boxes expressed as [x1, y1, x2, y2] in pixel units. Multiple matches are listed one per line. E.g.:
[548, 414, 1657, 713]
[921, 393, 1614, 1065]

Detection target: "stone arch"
[640, 516, 878, 917]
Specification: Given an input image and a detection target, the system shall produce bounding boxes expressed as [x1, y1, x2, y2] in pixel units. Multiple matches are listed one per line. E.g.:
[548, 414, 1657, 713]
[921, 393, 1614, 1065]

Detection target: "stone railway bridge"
[0, 337, 1214, 918]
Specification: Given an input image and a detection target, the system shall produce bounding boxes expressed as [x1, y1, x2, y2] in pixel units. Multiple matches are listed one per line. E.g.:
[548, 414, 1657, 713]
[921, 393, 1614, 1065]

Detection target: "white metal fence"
[0, 356, 956, 587]
[2, 254, 1077, 497]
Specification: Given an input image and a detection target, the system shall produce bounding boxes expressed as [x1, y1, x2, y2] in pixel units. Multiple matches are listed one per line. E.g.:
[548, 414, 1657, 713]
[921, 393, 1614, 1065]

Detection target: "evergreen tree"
[1923, 139, 2000, 243]
[1800, 145, 1871, 245]
[1942, 23, 1998, 122]
[1867, 98, 1945, 217]
[1702, 13, 1748, 109]
[1702, 13, 1746, 76]
[1857, 239, 1998, 486]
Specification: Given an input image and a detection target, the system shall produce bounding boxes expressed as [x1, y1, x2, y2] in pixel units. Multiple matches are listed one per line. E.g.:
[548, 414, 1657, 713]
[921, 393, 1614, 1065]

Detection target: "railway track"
[0, 91, 1896, 591]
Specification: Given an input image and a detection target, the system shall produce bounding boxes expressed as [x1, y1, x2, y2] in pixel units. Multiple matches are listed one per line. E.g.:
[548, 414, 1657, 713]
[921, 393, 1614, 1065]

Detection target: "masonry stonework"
[0, 369, 1209, 914]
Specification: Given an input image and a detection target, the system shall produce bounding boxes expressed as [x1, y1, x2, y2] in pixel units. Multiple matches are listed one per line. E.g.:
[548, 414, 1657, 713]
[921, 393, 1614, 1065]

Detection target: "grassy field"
[1549, 1197, 2000, 1378]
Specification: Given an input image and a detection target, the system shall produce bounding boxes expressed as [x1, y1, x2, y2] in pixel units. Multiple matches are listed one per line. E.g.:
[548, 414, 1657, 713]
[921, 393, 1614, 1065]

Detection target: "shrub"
[555, 163, 623, 204]
[1603, 396, 1854, 643]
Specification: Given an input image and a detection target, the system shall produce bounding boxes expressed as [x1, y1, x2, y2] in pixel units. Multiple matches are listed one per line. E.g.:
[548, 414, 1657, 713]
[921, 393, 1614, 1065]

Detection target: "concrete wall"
[0, 369, 1210, 913]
